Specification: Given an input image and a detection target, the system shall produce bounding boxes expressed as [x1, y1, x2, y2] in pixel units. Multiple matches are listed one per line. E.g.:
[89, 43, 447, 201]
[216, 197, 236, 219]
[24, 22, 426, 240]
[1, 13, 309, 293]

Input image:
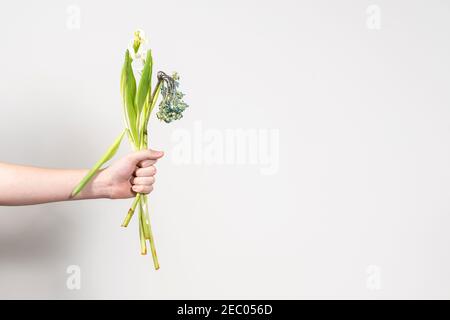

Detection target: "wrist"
[76, 168, 112, 200]
[91, 169, 113, 199]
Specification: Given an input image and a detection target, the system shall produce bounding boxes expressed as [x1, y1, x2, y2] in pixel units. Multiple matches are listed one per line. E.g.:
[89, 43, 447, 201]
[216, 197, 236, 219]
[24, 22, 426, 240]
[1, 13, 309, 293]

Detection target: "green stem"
[141, 195, 150, 239]
[142, 104, 160, 269]
[146, 211, 159, 270]
[122, 193, 141, 227]
[141, 191, 159, 269]
[147, 80, 162, 124]
[143, 132, 159, 270]
[137, 80, 161, 150]
[138, 201, 147, 255]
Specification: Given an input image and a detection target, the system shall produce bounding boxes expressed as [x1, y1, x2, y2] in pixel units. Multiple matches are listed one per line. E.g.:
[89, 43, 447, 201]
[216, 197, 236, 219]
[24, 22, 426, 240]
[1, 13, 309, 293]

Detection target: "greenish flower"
[156, 71, 188, 123]
[128, 29, 148, 74]
[132, 29, 146, 54]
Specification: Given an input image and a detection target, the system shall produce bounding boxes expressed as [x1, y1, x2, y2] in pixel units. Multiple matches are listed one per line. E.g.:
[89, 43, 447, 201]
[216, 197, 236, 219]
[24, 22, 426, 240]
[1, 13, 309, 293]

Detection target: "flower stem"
[138, 201, 147, 255]
[147, 80, 162, 121]
[141, 110, 159, 270]
[141, 195, 151, 239]
[147, 216, 159, 270]
[122, 193, 141, 227]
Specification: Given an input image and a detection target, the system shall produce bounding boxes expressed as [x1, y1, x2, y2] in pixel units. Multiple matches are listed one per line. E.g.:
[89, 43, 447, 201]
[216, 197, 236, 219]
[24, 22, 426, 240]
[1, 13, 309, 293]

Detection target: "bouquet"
[71, 30, 188, 270]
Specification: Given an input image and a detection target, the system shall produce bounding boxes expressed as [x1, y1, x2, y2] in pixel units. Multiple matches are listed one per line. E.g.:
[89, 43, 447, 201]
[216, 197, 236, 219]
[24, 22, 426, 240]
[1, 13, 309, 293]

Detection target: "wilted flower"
[156, 71, 188, 123]
[132, 29, 146, 53]
[128, 29, 148, 74]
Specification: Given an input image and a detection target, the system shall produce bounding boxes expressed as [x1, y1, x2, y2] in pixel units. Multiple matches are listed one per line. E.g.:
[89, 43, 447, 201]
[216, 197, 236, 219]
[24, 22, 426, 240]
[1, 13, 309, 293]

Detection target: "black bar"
[0, 300, 444, 318]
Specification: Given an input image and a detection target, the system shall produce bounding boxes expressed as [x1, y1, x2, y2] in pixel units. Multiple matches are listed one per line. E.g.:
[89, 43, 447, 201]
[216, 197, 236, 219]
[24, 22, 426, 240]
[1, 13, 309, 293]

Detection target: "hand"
[97, 149, 164, 199]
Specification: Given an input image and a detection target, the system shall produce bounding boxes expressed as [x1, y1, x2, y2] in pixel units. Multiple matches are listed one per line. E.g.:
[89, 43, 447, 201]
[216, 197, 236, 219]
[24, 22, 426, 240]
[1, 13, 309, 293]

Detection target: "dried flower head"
[156, 71, 188, 123]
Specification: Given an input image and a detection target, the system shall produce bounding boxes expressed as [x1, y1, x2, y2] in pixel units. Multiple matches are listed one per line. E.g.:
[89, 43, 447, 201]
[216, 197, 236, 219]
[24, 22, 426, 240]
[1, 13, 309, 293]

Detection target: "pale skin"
[0, 149, 164, 206]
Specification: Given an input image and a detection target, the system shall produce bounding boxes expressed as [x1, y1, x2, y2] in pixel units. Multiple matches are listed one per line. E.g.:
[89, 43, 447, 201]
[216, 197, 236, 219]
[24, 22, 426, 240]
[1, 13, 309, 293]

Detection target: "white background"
[0, 0, 450, 299]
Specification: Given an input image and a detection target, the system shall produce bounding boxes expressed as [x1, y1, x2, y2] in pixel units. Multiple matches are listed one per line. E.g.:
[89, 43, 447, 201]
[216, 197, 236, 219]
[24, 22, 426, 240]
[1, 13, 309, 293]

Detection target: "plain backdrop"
[0, 0, 450, 299]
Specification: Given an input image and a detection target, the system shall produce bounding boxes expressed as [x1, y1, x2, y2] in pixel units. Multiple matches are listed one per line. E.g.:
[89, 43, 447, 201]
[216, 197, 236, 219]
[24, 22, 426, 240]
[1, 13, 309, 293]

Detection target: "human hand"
[96, 149, 164, 199]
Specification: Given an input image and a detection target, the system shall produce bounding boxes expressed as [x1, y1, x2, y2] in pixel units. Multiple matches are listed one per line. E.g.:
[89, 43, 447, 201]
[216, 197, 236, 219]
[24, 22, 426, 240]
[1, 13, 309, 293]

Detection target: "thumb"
[128, 149, 164, 164]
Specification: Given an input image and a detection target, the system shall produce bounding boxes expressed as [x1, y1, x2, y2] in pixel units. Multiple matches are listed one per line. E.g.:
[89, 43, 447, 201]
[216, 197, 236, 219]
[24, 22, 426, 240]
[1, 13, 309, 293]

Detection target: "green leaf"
[71, 130, 126, 197]
[136, 50, 153, 116]
[121, 50, 138, 142]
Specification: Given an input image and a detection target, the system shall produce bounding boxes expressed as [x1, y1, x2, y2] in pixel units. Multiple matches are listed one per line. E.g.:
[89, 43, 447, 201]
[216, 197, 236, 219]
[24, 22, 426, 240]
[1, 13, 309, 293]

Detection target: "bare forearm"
[0, 162, 111, 206]
[0, 150, 162, 206]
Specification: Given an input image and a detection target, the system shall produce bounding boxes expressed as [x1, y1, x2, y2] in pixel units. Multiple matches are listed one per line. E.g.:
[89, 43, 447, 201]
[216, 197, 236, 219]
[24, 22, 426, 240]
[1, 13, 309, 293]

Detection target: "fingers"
[128, 150, 162, 195]
[132, 185, 153, 194]
[131, 166, 157, 195]
[137, 159, 156, 168]
[135, 166, 156, 177]
[131, 176, 155, 185]
[128, 149, 164, 165]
